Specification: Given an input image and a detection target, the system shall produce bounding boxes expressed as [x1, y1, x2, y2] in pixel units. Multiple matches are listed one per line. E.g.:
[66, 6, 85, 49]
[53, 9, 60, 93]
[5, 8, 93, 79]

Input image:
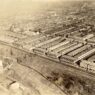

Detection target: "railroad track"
[0, 39, 95, 82]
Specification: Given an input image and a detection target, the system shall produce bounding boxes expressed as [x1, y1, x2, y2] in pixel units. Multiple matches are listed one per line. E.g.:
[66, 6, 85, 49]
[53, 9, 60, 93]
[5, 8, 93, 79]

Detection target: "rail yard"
[1, 26, 95, 76]
[0, 1, 95, 95]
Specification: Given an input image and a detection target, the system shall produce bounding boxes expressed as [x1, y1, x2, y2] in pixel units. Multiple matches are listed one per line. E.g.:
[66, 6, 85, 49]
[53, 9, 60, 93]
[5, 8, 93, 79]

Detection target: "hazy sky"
[0, 0, 88, 20]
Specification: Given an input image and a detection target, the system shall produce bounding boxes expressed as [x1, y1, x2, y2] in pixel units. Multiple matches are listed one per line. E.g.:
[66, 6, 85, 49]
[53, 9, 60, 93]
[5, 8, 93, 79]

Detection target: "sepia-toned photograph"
[0, 0, 95, 95]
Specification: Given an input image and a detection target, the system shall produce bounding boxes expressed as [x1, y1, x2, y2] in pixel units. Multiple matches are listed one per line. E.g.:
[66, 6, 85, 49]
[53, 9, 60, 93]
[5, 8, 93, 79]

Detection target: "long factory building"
[0, 28, 95, 74]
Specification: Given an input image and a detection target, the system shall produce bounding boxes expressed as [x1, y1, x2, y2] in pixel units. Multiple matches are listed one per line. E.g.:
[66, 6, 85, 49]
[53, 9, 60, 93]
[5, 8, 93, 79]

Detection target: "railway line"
[0, 30, 95, 81]
[1, 40, 95, 82]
